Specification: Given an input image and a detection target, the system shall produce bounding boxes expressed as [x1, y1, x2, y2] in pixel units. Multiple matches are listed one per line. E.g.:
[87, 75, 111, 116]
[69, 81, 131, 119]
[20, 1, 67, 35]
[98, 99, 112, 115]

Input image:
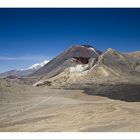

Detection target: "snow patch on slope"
[21, 60, 49, 71]
[28, 60, 49, 70]
[88, 47, 99, 55]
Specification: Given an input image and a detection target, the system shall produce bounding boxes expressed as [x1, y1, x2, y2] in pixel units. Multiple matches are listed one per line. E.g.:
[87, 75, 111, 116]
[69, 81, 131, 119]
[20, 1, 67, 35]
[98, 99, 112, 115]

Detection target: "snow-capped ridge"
[0, 60, 49, 78]
[88, 47, 100, 55]
[28, 60, 49, 70]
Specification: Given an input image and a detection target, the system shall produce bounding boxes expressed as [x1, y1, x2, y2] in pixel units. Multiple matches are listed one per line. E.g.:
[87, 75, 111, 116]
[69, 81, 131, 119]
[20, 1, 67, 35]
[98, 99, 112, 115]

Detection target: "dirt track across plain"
[0, 88, 140, 132]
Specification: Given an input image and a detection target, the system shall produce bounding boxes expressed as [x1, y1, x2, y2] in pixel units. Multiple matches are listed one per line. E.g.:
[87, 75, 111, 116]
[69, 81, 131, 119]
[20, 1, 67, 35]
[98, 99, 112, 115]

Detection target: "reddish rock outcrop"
[73, 57, 90, 64]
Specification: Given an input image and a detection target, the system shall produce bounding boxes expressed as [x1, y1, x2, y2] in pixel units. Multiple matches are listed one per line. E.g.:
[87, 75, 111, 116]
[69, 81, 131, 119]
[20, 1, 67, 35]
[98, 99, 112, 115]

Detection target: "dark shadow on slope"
[83, 83, 140, 102]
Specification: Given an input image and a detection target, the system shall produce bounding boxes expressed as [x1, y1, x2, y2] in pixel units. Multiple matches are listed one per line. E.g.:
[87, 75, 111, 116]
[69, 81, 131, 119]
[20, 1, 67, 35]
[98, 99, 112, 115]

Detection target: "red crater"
[73, 57, 90, 64]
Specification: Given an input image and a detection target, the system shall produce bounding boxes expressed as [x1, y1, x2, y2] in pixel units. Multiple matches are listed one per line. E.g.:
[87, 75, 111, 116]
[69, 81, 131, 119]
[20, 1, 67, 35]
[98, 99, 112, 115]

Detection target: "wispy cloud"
[0, 56, 47, 61]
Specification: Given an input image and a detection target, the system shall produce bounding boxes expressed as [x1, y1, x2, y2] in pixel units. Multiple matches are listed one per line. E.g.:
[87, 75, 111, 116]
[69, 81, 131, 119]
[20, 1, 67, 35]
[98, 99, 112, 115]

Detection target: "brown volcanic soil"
[0, 79, 140, 131]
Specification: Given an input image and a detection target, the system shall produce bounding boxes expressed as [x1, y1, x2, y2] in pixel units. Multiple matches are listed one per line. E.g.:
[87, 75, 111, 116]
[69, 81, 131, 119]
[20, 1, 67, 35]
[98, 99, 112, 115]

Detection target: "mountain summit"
[31, 45, 102, 78]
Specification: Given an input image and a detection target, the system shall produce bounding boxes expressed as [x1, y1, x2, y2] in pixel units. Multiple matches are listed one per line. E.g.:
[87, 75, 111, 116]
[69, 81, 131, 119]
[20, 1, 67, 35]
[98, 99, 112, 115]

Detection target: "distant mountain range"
[0, 60, 49, 78]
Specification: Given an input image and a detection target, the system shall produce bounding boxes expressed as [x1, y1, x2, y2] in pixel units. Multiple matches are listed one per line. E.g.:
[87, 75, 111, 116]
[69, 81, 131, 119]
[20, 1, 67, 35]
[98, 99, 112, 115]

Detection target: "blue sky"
[0, 8, 140, 73]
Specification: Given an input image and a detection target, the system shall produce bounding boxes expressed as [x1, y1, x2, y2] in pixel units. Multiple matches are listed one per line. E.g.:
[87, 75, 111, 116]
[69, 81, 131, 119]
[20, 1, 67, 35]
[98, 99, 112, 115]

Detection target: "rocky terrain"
[0, 44, 140, 132]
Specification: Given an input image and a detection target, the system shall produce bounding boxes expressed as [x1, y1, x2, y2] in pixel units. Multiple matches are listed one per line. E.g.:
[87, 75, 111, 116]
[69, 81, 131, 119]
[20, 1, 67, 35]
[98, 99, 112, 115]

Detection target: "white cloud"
[0, 56, 47, 61]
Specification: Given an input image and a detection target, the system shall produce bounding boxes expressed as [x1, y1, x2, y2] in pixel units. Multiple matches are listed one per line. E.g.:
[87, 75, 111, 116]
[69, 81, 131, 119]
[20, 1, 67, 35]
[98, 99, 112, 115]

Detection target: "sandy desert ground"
[0, 81, 140, 132]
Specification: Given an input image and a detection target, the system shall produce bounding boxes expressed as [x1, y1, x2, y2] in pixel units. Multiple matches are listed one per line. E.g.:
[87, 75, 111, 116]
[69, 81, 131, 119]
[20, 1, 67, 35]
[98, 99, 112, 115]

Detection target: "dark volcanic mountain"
[31, 45, 102, 78]
[33, 45, 140, 87]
